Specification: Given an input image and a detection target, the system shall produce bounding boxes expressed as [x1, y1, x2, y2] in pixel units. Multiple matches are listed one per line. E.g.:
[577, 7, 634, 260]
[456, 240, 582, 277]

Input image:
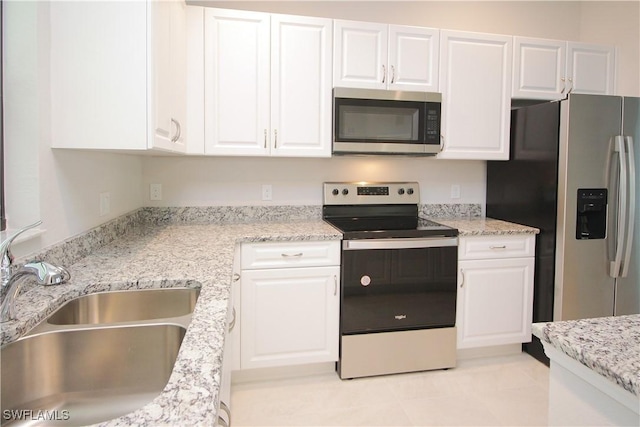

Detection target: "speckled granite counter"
[431, 217, 540, 236]
[1, 206, 534, 426]
[1, 219, 341, 427]
[532, 315, 640, 396]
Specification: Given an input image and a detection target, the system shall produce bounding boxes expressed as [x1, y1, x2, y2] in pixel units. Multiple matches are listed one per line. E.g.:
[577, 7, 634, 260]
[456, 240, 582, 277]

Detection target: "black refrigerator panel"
[487, 101, 561, 365]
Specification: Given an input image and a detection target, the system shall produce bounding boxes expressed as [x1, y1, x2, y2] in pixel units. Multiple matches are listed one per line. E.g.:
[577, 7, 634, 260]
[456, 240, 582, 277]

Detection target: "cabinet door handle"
[274, 129, 278, 148]
[229, 307, 237, 333]
[567, 78, 574, 94]
[382, 64, 386, 83]
[460, 269, 465, 288]
[281, 252, 303, 258]
[264, 129, 268, 148]
[391, 65, 395, 84]
[218, 401, 231, 427]
[232, 273, 240, 282]
[333, 275, 338, 296]
[561, 77, 566, 94]
[170, 118, 182, 143]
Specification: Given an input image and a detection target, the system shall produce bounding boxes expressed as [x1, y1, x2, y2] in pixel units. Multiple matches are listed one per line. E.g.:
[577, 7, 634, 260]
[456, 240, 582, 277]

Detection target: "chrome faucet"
[0, 221, 71, 322]
[0, 261, 71, 322]
[1, 220, 43, 289]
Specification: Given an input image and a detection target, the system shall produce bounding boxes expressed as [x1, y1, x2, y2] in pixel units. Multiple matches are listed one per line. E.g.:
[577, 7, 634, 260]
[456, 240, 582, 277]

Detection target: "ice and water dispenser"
[576, 189, 607, 240]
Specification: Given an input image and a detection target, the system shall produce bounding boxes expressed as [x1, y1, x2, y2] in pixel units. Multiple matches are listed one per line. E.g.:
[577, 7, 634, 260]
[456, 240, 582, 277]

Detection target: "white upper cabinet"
[202, 9, 332, 157]
[152, 0, 188, 151]
[566, 42, 616, 96]
[334, 20, 439, 92]
[438, 30, 512, 160]
[50, 0, 187, 152]
[203, 9, 270, 156]
[512, 37, 566, 100]
[513, 37, 615, 99]
[270, 15, 333, 157]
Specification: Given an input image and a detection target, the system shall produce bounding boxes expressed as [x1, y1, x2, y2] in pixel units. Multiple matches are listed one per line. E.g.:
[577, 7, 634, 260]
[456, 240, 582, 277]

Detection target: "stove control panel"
[323, 182, 420, 205]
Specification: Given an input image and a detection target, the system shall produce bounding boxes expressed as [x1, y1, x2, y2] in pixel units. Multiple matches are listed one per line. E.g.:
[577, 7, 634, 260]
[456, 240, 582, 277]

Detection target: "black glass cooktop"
[323, 206, 457, 239]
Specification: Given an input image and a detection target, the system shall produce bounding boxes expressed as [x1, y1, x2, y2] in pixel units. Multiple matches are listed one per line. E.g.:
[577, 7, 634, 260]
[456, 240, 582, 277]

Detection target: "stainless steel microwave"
[332, 88, 442, 156]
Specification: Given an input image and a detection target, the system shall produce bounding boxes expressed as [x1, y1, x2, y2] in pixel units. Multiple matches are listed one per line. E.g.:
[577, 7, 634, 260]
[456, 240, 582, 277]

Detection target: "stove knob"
[398, 188, 405, 195]
[407, 188, 414, 195]
[342, 188, 349, 196]
[332, 188, 339, 196]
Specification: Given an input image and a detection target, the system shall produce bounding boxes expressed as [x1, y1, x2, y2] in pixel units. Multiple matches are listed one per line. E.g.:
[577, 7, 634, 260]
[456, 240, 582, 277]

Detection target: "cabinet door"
[512, 37, 566, 100]
[333, 20, 388, 89]
[204, 9, 270, 155]
[241, 266, 340, 369]
[150, 0, 187, 152]
[567, 42, 615, 95]
[49, 1, 147, 150]
[456, 258, 534, 349]
[270, 15, 332, 157]
[438, 30, 512, 160]
[388, 25, 439, 92]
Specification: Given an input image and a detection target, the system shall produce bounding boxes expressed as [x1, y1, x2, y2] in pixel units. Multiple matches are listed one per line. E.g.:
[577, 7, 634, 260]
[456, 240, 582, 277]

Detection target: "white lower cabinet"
[241, 266, 340, 369]
[456, 235, 535, 349]
[236, 241, 340, 370]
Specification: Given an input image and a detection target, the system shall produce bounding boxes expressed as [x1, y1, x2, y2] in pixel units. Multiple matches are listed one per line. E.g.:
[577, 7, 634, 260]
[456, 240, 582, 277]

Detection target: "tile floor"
[231, 353, 551, 426]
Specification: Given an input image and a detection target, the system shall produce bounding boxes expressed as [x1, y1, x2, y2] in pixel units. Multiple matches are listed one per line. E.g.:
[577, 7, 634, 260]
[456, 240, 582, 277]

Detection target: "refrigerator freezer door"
[615, 97, 640, 315]
[555, 94, 621, 321]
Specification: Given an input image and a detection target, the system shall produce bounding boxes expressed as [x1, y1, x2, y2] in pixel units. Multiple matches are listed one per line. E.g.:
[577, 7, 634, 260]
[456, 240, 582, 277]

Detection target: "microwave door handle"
[621, 136, 636, 278]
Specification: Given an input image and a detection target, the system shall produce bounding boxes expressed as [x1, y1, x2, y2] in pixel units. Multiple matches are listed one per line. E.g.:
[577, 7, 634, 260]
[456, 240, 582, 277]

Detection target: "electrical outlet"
[150, 183, 162, 201]
[99, 192, 110, 216]
[451, 184, 461, 199]
[262, 184, 272, 201]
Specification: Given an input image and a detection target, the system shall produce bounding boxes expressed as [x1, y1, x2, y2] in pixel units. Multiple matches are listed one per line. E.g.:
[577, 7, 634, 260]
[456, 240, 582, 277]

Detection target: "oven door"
[341, 237, 458, 334]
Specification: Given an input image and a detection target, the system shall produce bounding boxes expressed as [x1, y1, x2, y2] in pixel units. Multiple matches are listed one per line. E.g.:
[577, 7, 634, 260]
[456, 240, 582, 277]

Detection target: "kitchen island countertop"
[532, 315, 640, 396]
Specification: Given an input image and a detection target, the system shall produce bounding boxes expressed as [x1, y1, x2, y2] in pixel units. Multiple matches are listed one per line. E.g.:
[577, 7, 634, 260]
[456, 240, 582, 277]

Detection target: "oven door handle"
[343, 237, 458, 250]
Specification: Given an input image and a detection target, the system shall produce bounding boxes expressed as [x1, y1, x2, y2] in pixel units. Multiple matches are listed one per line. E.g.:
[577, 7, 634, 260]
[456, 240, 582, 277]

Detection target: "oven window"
[334, 98, 425, 143]
[341, 246, 458, 334]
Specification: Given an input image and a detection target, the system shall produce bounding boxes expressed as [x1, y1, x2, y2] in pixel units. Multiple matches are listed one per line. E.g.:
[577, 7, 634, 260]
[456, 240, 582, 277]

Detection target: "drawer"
[241, 240, 341, 270]
[459, 235, 535, 260]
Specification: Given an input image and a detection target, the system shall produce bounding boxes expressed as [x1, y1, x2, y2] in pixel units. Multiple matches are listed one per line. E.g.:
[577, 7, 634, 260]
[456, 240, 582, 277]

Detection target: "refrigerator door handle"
[621, 136, 636, 278]
[610, 136, 628, 278]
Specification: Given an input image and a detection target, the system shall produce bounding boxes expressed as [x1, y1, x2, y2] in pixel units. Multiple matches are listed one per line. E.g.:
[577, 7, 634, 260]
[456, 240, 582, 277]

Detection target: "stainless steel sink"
[1, 324, 186, 426]
[46, 287, 199, 325]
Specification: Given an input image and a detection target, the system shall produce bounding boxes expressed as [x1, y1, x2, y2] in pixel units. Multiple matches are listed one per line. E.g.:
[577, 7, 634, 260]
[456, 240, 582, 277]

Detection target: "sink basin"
[46, 287, 199, 325]
[1, 324, 186, 426]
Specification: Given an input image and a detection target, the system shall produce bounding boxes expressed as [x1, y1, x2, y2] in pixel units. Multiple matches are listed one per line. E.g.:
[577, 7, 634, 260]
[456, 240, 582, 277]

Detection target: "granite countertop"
[433, 217, 540, 236]
[532, 315, 640, 396]
[2, 210, 535, 426]
[2, 219, 341, 426]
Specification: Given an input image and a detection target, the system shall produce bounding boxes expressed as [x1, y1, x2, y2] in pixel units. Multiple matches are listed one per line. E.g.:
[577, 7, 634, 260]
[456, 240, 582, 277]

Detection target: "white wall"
[142, 156, 485, 206]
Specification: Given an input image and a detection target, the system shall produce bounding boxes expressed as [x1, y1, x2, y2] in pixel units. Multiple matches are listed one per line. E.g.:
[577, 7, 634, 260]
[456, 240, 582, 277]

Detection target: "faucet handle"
[1, 220, 43, 287]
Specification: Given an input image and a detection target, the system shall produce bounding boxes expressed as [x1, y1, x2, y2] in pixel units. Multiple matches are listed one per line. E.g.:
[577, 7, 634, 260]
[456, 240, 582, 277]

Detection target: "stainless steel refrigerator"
[487, 94, 638, 364]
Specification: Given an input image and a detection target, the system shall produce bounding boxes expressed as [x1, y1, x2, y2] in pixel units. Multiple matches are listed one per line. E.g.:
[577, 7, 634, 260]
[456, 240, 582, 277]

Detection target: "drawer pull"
[489, 245, 507, 249]
[281, 252, 303, 258]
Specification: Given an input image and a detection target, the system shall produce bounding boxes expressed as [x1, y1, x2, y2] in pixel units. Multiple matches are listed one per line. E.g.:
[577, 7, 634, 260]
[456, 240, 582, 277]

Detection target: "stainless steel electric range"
[323, 182, 458, 379]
